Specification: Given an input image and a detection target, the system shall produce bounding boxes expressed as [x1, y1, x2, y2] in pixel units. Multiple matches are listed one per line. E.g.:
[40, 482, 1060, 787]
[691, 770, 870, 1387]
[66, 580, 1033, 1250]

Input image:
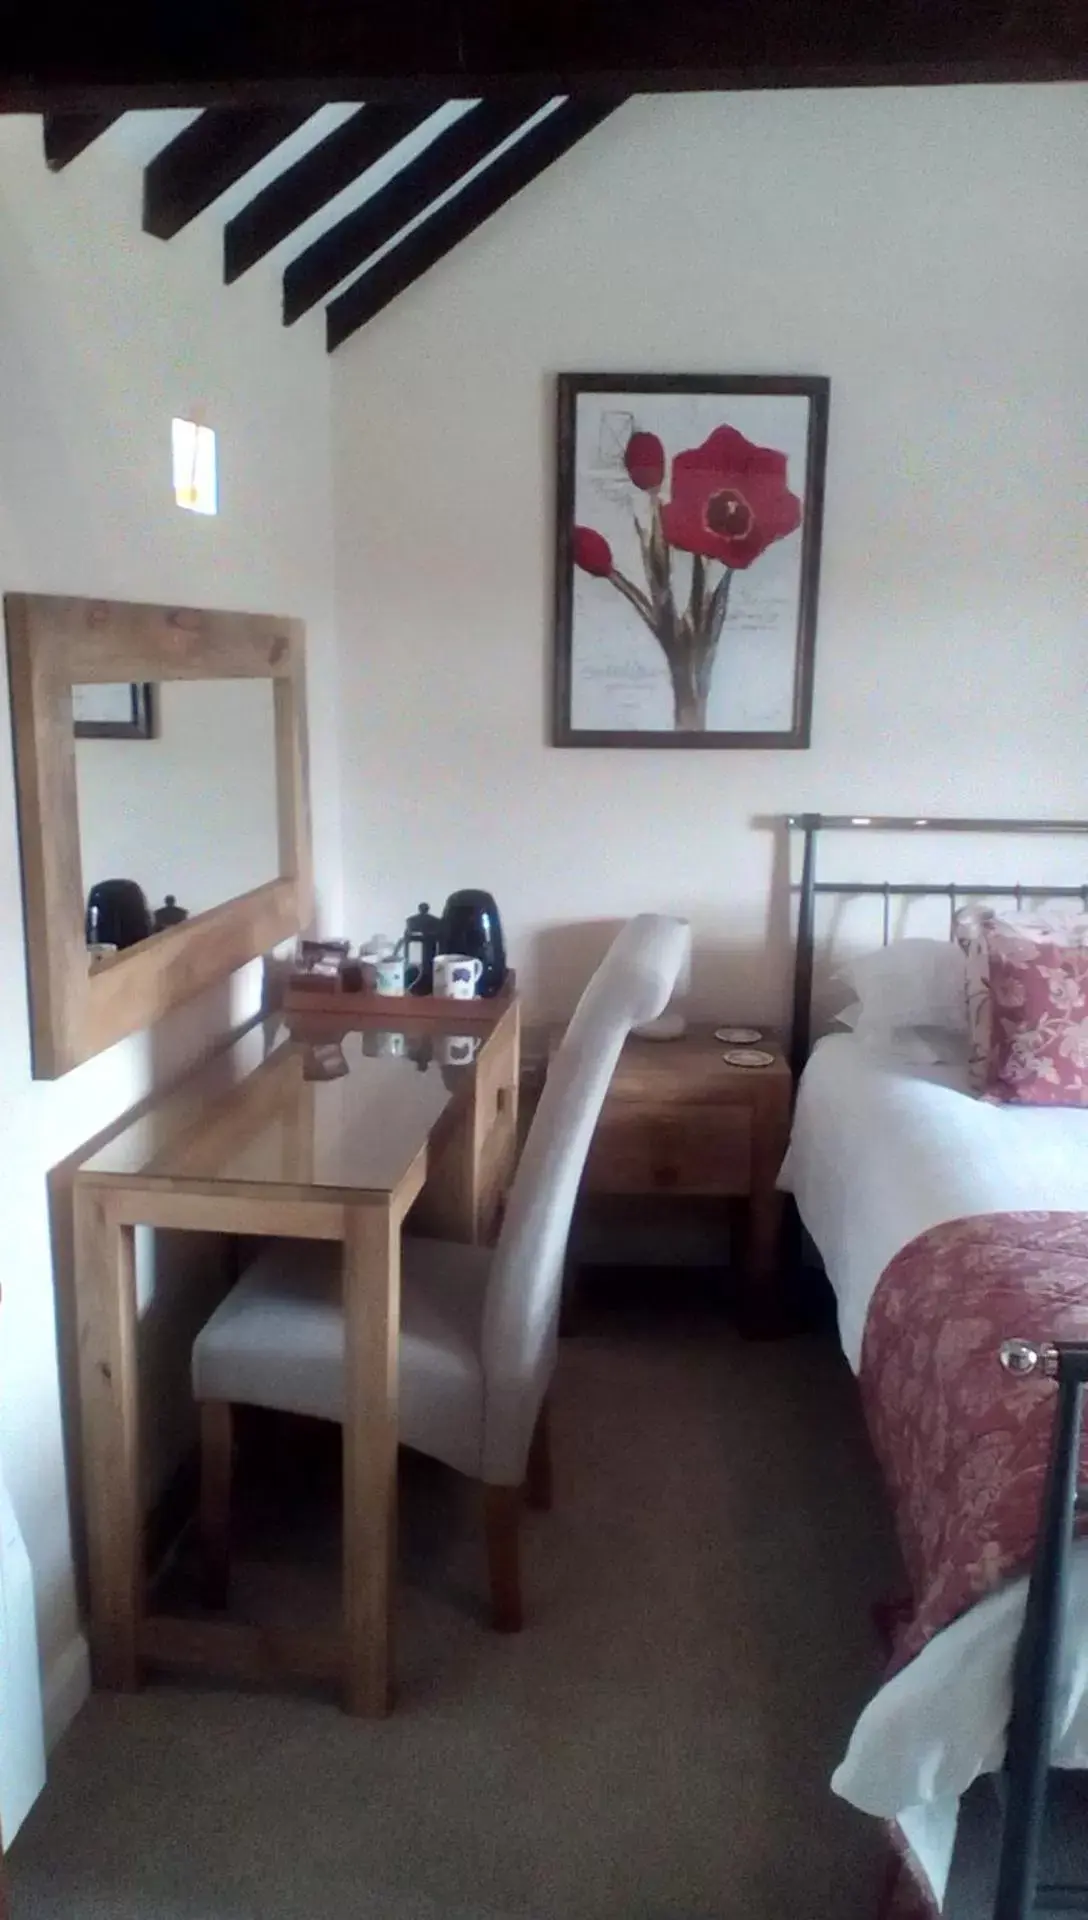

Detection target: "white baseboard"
[42, 1631, 90, 1752]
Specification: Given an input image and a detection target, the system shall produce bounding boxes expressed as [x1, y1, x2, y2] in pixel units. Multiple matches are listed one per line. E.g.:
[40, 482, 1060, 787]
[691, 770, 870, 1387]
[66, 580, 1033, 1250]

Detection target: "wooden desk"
[578, 1026, 792, 1298]
[73, 998, 520, 1716]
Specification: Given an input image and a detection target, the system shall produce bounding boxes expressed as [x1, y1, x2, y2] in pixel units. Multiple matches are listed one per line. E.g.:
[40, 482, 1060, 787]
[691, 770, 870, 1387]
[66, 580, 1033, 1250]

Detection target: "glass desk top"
[80, 1016, 482, 1196]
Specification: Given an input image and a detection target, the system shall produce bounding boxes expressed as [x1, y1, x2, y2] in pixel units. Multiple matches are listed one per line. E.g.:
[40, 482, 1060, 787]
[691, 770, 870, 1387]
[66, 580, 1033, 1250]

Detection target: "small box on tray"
[289, 938, 351, 993]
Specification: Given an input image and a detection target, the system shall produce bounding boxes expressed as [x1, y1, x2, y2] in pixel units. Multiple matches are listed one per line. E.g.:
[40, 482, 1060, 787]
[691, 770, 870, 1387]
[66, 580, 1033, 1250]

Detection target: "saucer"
[714, 1026, 763, 1045]
[722, 1047, 776, 1070]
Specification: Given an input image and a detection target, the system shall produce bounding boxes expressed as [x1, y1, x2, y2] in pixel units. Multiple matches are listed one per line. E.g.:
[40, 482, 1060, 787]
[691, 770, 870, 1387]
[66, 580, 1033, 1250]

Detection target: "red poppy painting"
[553, 375, 829, 748]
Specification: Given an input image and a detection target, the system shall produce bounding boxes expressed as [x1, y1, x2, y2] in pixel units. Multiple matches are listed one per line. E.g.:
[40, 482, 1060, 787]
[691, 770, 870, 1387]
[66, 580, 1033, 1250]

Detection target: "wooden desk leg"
[342, 1202, 400, 1716]
[73, 1186, 141, 1691]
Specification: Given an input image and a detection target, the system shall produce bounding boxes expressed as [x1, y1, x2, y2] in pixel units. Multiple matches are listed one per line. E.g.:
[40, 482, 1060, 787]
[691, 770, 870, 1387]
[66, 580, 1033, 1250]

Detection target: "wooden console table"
[73, 998, 519, 1716]
[576, 1026, 792, 1296]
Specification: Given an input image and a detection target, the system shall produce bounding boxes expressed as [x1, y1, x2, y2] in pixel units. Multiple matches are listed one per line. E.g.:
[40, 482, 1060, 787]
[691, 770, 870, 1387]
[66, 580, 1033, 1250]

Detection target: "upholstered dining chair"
[191, 913, 690, 1631]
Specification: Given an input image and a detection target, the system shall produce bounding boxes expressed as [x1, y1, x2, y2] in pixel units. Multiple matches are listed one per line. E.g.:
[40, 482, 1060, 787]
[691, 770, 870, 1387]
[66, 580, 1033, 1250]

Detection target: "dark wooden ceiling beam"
[3, 1, 1086, 108]
[326, 99, 623, 352]
[42, 112, 122, 169]
[224, 105, 435, 282]
[284, 99, 550, 325]
[144, 107, 315, 240]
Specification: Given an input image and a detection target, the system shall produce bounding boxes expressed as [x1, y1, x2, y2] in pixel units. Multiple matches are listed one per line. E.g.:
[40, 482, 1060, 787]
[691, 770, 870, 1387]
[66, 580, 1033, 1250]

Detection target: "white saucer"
[722, 1047, 776, 1070]
[714, 1026, 763, 1045]
[633, 1012, 688, 1042]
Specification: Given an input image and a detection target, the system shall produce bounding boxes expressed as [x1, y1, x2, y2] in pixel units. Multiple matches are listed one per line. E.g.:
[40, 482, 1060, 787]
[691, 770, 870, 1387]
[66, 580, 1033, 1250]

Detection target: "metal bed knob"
[1000, 1338, 1060, 1378]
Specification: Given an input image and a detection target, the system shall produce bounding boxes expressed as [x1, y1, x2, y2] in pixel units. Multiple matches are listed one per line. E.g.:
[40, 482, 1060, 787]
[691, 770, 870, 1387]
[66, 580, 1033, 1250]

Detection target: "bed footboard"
[995, 1338, 1088, 1920]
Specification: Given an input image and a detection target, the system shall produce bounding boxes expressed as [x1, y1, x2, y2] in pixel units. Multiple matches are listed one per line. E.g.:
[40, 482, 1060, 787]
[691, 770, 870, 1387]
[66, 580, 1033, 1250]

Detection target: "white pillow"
[834, 1002, 965, 1066]
[838, 938, 968, 1036]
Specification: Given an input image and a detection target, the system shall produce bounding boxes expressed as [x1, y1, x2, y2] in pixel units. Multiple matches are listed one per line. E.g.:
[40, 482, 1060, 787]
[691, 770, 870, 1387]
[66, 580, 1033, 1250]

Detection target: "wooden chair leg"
[483, 1485, 523, 1633]
[526, 1400, 553, 1513]
[199, 1400, 233, 1609]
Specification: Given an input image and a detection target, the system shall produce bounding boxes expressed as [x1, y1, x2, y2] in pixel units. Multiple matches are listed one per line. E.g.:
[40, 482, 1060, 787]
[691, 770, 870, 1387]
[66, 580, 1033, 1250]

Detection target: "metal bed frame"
[785, 815, 1088, 1920]
[996, 1338, 1088, 1918]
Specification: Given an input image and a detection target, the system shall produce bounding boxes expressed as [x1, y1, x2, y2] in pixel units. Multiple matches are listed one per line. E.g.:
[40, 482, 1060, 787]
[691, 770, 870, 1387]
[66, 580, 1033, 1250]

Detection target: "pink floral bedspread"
[860, 1211, 1088, 1917]
[861, 1210, 1088, 1672]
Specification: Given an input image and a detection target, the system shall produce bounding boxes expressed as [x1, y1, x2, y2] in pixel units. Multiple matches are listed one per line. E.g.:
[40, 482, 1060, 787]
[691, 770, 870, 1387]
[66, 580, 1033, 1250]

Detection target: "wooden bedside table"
[577, 1027, 793, 1305]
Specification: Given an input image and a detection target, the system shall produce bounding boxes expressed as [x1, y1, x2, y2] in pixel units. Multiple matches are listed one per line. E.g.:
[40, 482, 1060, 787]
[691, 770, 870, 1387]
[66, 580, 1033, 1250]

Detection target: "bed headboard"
[787, 814, 1088, 1079]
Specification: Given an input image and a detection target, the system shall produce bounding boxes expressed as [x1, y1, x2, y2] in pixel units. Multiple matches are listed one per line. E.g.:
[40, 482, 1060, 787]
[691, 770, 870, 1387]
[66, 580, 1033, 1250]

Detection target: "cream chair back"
[480, 914, 690, 1484]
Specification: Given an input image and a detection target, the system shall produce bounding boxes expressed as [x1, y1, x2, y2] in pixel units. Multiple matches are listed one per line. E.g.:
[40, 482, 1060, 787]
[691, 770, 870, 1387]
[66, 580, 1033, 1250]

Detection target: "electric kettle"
[437, 889, 507, 998]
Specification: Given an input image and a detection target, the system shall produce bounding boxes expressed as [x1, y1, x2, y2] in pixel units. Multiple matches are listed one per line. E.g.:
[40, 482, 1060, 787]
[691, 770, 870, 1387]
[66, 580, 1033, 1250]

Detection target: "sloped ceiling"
[34, 0, 1086, 352]
[41, 101, 623, 351]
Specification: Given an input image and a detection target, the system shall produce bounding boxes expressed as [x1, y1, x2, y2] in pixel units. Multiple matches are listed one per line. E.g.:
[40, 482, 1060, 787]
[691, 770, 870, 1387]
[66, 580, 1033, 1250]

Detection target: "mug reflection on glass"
[437, 1034, 479, 1067]
[362, 1030, 406, 1058]
[433, 954, 483, 1000]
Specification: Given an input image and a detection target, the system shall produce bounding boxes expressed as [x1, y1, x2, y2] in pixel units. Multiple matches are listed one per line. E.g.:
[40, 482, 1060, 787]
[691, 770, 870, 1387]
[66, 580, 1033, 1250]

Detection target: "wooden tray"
[283, 972, 516, 1023]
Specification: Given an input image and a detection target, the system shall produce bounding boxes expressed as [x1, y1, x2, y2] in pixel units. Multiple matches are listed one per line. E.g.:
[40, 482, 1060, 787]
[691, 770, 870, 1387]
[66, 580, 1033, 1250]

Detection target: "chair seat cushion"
[191, 1236, 493, 1480]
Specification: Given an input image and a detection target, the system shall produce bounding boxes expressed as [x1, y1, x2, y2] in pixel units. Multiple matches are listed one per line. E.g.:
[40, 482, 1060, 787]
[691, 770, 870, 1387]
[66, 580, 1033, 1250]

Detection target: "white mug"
[433, 953, 483, 1000]
[373, 953, 405, 996]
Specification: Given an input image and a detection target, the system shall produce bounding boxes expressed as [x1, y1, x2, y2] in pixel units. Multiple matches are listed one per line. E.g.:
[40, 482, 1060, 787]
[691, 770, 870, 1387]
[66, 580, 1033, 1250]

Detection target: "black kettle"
[437, 890, 507, 998]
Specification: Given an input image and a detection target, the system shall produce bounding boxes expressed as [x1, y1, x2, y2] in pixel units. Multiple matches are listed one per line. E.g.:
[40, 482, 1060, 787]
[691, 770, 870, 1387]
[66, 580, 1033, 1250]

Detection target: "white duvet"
[779, 1035, 1088, 1905]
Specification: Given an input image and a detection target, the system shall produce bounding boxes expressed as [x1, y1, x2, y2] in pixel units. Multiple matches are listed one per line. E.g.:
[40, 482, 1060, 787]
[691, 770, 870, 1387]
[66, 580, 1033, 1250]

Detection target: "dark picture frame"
[73, 682, 156, 740]
[553, 373, 829, 749]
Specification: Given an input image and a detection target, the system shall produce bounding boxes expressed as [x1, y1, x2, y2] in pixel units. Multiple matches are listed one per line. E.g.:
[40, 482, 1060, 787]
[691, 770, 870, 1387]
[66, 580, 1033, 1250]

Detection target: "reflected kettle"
[85, 878, 152, 951]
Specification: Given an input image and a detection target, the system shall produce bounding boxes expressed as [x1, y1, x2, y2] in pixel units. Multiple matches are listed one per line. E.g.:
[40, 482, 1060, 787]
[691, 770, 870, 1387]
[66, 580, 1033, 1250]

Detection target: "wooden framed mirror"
[4, 593, 312, 1079]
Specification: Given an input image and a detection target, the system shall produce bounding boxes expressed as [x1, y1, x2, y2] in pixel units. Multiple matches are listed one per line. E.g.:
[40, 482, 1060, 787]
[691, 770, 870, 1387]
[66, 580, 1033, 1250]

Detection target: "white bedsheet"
[779, 1035, 1088, 1905]
[782, 1034, 1088, 1372]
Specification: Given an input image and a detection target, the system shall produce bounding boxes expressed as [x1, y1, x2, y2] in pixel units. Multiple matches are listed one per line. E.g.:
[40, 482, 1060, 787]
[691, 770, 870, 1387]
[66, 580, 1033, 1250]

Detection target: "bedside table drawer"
[583, 1106, 751, 1197]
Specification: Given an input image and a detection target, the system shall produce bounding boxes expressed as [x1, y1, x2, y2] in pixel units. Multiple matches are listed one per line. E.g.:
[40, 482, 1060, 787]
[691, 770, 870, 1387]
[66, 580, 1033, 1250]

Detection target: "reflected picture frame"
[73, 681, 156, 741]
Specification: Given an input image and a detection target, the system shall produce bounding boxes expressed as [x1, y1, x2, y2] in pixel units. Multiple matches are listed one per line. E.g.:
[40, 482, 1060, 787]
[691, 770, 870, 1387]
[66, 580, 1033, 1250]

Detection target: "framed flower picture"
[553, 373, 829, 748]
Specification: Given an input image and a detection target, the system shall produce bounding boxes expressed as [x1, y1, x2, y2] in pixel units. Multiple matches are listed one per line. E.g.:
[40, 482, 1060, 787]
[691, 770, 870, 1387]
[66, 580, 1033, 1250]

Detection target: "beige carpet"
[11, 1309, 918, 1918]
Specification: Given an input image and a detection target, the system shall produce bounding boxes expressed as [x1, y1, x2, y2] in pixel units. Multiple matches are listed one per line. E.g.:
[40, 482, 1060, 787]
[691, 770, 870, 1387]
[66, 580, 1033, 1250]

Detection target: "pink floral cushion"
[954, 906, 1088, 1095]
[985, 927, 1088, 1105]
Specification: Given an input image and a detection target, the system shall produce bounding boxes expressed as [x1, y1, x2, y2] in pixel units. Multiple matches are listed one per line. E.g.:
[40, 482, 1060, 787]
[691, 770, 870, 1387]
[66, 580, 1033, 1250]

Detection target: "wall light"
[172, 418, 218, 515]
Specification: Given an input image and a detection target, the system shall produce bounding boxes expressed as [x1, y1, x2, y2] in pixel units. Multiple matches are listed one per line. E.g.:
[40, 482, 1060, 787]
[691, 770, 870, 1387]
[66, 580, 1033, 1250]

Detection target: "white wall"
[0, 115, 339, 1763]
[332, 85, 1088, 1024]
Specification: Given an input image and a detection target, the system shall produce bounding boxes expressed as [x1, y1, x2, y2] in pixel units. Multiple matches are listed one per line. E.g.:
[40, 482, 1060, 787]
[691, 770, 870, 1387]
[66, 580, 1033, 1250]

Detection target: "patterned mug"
[373, 953, 405, 996]
[433, 954, 483, 1000]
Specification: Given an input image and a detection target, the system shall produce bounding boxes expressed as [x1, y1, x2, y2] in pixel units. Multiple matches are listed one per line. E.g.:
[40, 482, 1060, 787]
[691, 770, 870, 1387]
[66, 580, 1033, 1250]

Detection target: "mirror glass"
[75, 678, 280, 949]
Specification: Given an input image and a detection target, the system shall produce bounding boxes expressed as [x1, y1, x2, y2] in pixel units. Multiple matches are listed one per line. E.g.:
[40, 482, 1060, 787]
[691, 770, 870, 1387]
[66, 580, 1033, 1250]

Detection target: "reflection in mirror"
[75, 678, 279, 953]
[5, 591, 310, 1077]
